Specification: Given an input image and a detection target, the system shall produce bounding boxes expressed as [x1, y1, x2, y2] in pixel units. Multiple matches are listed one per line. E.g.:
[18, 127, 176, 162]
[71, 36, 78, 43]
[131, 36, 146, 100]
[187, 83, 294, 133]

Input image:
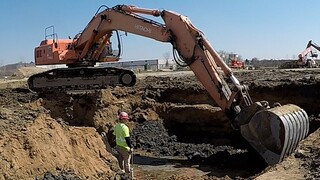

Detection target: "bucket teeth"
[240, 104, 309, 165]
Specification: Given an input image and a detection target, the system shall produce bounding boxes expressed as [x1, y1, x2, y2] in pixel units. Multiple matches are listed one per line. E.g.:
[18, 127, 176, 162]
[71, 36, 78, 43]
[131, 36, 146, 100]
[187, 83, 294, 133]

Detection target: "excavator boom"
[28, 4, 309, 165]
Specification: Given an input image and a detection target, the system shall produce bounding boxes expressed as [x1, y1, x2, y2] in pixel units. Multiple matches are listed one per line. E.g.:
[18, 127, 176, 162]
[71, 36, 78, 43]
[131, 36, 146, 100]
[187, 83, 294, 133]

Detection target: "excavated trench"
[131, 81, 320, 178]
[249, 83, 320, 133]
[158, 82, 320, 135]
[35, 77, 320, 179]
[165, 86, 316, 176]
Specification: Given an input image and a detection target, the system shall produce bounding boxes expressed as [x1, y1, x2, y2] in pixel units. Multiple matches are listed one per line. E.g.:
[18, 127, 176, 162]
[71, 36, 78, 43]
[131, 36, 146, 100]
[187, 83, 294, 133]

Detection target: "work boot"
[119, 173, 129, 180]
[114, 171, 126, 180]
[127, 171, 136, 180]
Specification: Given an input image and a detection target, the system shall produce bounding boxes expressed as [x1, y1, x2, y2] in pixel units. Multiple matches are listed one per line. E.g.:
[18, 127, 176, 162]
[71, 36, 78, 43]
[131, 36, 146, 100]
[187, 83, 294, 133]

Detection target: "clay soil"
[0, 68, 320, 180]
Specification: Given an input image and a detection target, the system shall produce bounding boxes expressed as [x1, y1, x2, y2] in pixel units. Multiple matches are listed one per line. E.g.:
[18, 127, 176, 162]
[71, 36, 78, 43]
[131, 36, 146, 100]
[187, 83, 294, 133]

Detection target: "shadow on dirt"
[133, 154, 171, 166]
[132, 151, 266, 179]
[38, 92, 99, 127]
[249, 83, 320, 116]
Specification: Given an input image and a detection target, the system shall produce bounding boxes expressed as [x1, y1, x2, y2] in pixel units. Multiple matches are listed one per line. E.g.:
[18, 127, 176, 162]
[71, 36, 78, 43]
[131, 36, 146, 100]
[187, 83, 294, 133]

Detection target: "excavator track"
[27, 67, 136, 93]
[240, 104, 309, 165]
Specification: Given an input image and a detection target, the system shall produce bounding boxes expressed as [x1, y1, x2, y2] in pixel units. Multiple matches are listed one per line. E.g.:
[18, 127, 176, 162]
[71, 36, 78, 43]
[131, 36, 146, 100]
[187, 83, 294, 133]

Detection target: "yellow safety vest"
[113, 123, 130, 150]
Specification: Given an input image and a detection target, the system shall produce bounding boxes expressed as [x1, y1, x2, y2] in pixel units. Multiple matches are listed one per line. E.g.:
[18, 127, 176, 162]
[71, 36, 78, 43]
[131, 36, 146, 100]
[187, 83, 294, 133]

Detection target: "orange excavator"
[229, 53, 245, 69]
[28, 4, 309, 165]
[297, 40, 319, 68]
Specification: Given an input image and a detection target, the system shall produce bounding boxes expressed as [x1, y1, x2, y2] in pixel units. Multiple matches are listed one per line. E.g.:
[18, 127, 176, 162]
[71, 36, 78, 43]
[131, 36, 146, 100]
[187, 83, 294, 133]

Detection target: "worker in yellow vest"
[113, 111, 133, 174]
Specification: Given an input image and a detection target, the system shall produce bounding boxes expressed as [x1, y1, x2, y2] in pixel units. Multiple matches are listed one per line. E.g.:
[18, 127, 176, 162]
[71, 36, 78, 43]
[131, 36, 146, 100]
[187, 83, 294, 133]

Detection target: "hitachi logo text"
[135, 24, 151, 33]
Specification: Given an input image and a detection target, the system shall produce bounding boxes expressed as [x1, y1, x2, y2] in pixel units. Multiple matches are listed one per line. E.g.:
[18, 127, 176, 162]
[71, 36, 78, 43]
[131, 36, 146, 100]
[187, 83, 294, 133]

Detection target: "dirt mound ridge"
[14, 67, 48, 78]
[0, 114, 118, 179]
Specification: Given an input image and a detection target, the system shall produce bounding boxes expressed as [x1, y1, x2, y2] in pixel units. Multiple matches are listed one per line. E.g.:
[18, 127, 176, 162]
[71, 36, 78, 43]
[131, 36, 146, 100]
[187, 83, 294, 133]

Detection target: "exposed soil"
[0, 68, 320, 179]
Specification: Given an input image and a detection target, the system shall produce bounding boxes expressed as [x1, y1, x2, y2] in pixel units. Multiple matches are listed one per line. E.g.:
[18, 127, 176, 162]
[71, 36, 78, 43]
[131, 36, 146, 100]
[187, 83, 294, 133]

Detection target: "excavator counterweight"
[29, 4, 309, 165]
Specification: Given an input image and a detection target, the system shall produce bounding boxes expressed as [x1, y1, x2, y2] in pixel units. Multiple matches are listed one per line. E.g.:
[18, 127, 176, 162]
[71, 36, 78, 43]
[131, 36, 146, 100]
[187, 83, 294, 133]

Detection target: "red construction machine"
[297, 40, 319, 68]
[28, 4, 309, 165]
[229, 53, 245, 69]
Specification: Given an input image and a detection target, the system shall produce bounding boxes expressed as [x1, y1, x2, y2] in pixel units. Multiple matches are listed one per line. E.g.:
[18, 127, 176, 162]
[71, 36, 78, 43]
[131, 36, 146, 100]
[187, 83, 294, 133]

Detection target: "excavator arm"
[71, 5, 250, 112]
[28, 4, 309, 165]
[306, 40, 320, 51]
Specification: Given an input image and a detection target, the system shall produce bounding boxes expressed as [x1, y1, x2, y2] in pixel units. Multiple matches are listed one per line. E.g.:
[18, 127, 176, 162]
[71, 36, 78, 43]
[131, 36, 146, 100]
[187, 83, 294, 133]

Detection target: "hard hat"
[119, 112, 129, 120]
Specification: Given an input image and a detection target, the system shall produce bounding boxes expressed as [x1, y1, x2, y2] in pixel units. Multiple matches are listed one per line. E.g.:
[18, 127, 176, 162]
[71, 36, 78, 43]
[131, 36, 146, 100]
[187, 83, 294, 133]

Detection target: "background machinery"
[229, 53, 245, 69]
[28, 4, 309, 165]
[297, 40, 319, 68]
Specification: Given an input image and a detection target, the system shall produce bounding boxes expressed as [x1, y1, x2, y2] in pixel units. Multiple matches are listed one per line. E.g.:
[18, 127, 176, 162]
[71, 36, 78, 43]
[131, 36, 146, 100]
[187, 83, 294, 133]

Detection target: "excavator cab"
[97, 31, 122, 62]
[311, 51, 318, 58]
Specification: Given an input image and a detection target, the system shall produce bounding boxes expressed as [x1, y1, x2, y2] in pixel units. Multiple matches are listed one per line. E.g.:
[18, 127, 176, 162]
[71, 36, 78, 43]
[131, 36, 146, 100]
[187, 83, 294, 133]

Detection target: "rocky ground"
[0, 68, 320, 179]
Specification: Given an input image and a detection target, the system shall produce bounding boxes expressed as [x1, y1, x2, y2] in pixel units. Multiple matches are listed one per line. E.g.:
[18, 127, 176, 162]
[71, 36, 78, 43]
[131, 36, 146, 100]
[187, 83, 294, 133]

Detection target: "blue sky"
[0, 0, 319, 65]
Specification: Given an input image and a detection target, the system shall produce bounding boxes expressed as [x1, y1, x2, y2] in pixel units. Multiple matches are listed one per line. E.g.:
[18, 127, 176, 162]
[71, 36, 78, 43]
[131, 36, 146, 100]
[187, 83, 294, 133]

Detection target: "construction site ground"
[0, 68, 320, 180]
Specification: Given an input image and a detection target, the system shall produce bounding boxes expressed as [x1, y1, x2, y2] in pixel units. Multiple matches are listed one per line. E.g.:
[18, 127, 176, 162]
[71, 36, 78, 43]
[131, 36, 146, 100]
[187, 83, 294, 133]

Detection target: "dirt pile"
[296, 128, 320, 179]
[132, 120, 229, 158]
[254, 128, 320, 180]
[0, 88, 39, 134]
[0, 89, 120, 179]
[0, 114, 118, 179]
[14, 67, 48, 78]
[37, 170, 81, 180]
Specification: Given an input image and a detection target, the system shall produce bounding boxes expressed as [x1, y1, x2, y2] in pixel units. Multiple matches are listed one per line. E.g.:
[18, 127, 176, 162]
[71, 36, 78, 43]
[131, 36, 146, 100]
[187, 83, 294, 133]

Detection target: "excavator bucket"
[240, 104, 309, 165]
